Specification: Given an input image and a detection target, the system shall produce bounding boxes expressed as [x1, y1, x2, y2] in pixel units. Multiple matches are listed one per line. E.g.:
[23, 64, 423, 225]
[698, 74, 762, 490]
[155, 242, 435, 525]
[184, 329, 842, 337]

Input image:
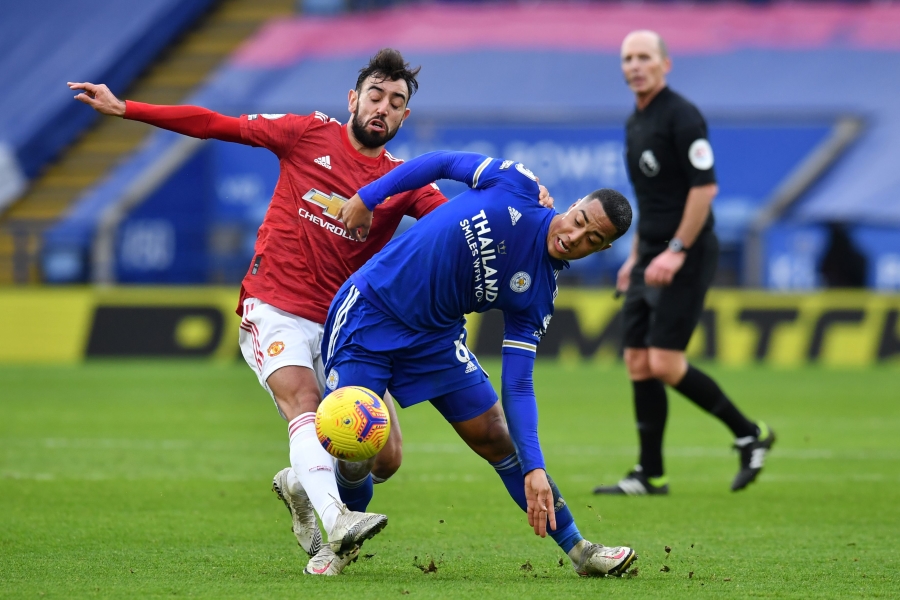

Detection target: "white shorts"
[239, 298, 326, 414]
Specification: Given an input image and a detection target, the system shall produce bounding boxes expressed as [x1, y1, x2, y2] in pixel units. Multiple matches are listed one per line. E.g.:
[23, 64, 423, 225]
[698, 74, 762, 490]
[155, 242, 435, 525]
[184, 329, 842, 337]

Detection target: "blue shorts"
[322, 280, 497, 423]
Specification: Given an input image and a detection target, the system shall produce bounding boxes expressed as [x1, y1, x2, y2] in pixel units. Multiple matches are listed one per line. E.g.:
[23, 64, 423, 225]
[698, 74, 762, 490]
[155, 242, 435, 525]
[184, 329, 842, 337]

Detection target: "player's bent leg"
[432, 390, 596, 564]
[447, 400, 515, 463]
[595, 347, 669, 496]
[372, 391, 403, 483]
[318, 314, 394, 556]
[268, 366, 345, 537]
[334, 393, 401, 512]
[456, 410, 636, 575]
[654, 347, 775, 491]
[239, 301, 336, 559]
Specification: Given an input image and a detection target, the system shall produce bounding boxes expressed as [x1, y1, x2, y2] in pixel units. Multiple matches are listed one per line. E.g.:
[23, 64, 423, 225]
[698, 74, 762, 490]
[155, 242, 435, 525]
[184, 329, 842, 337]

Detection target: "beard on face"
[350, 106, 399, 149]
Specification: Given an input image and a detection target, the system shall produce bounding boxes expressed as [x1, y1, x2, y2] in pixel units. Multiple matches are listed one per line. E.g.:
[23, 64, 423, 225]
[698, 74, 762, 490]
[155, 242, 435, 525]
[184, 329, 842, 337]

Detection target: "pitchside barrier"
[1, 288, 899, 366]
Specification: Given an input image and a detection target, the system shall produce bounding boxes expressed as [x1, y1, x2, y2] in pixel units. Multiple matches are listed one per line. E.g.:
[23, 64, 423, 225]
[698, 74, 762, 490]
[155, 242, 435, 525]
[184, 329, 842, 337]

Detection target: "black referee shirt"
[625, 87, 716, 245]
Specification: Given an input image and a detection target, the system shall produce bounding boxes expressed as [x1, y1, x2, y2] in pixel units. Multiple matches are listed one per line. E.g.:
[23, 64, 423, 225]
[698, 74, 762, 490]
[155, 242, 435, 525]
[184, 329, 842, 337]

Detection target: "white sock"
[288, 413, 342, 534]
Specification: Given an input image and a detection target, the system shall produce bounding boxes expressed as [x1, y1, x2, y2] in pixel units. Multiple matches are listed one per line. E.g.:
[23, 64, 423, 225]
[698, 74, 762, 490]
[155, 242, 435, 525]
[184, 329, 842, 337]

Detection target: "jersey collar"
[636, 85, 671, 113]
[341, 123, 386, 166]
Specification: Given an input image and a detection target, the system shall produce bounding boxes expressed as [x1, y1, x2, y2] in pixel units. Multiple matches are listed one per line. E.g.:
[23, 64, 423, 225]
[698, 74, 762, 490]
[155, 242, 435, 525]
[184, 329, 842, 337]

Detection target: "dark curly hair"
[356, 48, 421, 103]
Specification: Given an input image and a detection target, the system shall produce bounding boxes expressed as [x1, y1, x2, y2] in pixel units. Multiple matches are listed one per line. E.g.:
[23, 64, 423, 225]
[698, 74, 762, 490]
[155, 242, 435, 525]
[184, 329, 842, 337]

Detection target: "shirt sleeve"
[478, 159, 542, 200]
[672, 106, 717, 188]
[238, 113, 313, 158]
[499, 305, 555, 473]
[404, 183, 448, 219]
[501, 351, 545, 474]
[357, 151, 490, 210]
[124, 101, 243, 144]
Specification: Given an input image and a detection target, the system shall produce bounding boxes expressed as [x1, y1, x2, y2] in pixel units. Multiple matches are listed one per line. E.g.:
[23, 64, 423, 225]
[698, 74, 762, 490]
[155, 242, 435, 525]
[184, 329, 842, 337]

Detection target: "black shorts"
[621, 231, 718, 351]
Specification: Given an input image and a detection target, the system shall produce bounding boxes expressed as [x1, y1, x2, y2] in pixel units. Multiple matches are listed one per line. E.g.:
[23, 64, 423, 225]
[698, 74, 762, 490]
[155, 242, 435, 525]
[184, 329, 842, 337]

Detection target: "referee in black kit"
[594, 30, 774, 496]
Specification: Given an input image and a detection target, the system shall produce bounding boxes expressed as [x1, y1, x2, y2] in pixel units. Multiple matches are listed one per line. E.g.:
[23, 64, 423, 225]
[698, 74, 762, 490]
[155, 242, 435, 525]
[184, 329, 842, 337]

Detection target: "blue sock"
[490, 453, 583, 553]
[335, 467, 374, 512]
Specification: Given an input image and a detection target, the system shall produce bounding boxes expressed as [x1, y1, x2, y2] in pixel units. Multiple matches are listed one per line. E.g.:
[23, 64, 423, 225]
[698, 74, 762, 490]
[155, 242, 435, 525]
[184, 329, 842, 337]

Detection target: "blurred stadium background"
[1, 0, 899, 366]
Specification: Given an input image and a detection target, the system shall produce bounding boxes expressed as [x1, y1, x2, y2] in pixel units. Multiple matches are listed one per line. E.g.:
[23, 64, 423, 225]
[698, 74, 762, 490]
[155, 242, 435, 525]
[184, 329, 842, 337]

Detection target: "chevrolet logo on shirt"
[302, 189, 392, 220]
[302, 189, 347, 220]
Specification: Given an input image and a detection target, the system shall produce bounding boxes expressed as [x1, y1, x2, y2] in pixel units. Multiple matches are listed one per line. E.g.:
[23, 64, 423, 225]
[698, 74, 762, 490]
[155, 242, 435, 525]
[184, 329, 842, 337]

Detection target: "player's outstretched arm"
[358, 151, 487, 208]
[68, 82, 243, 144]
[340, 151, 488, 241]
[501, 351, 556, 536]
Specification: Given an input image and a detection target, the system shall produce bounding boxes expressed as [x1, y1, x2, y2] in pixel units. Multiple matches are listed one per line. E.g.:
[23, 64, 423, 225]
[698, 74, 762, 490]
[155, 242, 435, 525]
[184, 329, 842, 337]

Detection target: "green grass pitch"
[1, 361, 898, 598]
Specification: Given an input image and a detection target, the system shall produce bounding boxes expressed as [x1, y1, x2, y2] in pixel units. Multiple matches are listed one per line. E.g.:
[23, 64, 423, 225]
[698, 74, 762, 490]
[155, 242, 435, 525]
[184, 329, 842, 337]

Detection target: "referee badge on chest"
[639, 150, 660, 177]
[510, 271, 532, 293]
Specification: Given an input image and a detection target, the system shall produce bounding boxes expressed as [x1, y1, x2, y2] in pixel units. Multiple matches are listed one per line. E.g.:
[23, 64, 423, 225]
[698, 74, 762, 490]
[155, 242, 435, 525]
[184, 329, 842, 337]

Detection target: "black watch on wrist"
[668, 237, 686, 253]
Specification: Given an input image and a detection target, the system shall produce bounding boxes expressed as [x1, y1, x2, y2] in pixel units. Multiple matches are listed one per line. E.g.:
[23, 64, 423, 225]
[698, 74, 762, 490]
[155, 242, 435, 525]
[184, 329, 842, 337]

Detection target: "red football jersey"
[237, 111, 446, 323]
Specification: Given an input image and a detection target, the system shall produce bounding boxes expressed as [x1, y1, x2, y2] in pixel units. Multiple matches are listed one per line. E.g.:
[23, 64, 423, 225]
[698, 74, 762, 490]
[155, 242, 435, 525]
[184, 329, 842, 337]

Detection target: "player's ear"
[348, 89, 358, 114]
[399, 107, 411, 127]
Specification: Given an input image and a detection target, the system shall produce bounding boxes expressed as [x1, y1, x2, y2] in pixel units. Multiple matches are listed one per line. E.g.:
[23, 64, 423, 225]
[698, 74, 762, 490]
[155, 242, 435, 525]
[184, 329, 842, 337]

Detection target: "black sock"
[633, 378, 668, 478]
[674, 365, 758, 438]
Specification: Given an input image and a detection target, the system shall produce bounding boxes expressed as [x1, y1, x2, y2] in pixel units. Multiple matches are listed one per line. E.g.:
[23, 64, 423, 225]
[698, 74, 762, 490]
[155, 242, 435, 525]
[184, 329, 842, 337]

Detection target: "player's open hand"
[68, 82, 126, 117]
[339, 194, 374, 242]
[524, 469, 557, 538]
[537, 184, 554, 209]
[644, 249, 686, 287]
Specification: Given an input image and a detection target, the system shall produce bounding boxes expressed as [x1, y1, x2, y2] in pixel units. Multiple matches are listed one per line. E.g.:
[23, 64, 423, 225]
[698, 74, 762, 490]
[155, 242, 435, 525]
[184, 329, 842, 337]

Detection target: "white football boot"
[303, 545, 360, 576]
[327, 504, 388, 558]
[568, 539, 637, 577]
[272, 468, 323, 557]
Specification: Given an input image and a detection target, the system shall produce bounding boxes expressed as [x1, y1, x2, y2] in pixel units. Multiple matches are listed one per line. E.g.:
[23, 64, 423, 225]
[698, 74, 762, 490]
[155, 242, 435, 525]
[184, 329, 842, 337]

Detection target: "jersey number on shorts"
[454, 332, 472, 363]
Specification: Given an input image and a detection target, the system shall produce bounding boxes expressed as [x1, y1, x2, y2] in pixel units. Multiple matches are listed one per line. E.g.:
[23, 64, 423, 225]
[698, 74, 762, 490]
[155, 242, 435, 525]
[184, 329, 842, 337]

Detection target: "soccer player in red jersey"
[69, 50, 464, 575]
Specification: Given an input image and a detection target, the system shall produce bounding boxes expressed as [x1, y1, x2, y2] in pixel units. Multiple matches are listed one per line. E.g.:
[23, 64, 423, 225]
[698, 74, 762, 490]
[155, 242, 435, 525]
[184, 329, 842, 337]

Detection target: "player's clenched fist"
[68, 82, 126, 117]
[339, 193, 374, 242]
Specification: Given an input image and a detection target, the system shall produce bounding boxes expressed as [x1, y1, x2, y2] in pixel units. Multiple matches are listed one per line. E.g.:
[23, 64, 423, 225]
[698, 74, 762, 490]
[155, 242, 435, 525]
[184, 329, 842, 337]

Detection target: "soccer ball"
[315, 386, 391, 462]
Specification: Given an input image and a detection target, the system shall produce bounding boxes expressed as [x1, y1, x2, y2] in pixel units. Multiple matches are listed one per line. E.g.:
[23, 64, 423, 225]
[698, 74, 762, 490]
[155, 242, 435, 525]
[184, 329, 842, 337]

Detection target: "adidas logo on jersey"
[314, 156, 332, 170]
[465, 361, 477, 374]
[508, 206, 522, 226]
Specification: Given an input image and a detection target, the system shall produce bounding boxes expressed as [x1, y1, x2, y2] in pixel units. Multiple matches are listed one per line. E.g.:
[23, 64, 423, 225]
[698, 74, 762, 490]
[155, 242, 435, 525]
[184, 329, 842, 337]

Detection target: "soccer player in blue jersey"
[321, 151, 636, 577]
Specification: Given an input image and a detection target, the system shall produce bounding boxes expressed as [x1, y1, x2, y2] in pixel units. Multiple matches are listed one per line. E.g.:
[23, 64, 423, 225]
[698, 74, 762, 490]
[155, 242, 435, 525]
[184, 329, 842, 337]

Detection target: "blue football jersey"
[354, 152, 567, 357]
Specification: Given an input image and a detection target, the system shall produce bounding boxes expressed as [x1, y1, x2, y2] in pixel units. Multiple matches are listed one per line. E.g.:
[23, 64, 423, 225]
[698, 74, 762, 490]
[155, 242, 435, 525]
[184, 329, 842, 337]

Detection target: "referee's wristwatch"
[668, 237, 687, 253]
